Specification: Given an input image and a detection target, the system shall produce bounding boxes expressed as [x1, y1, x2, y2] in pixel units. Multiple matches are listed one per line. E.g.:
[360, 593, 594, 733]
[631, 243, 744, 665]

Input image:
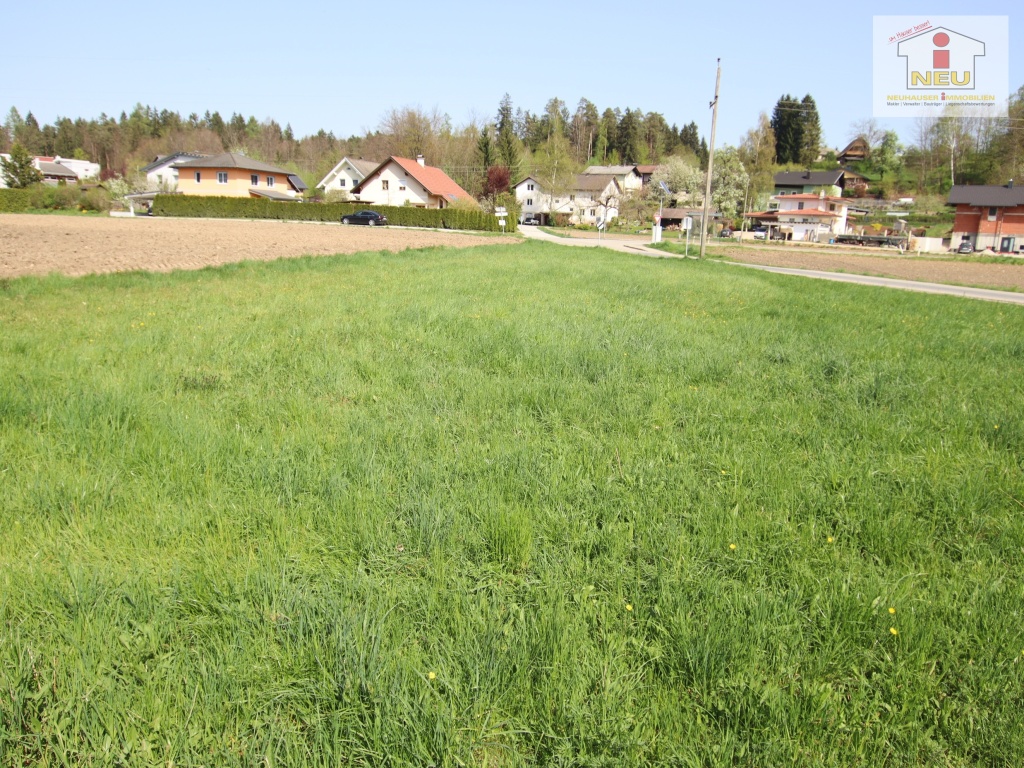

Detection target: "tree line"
[0, 97, 708, 200]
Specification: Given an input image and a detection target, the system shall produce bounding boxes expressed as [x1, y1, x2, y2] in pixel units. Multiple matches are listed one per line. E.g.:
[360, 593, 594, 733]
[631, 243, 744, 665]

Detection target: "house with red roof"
[351, 155, 475, 208]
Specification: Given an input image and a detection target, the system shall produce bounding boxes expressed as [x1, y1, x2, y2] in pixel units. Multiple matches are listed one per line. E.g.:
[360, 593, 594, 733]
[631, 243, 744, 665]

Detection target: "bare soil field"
[715, 245, 1024, 292]
[553, 229, 1024, 292]
[0, 214, 519, 279]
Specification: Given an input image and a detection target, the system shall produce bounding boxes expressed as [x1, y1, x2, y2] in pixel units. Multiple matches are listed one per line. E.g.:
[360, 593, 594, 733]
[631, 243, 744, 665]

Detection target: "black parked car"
[342, 210, 388, 226]
[957, 240, 974, 254]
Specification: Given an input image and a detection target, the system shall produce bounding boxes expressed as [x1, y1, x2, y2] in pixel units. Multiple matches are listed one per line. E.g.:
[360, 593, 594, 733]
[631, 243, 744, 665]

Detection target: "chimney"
[416, 154, 425, 167]
[1010, 179, 1015, 189]
[803, 169, 811, 179]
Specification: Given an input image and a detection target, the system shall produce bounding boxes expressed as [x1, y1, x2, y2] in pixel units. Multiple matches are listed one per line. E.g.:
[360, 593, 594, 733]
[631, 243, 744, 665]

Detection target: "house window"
[591, 209, 596, 216]
[988, 206, 997, 221]
[194, 171, 201, 183]
[217, 172, 228, 184]
[339, 179, 346, 187]
[526, 198, 533, 206]
[829, 203, 836, 211]
[251, 174, 259, 185]
[382, 180, 389, 190]
[267, 176, 275, 187]
[528, 183, 534, 191]
[570, 194, 575, 201]
[797, 202, 805, 210]
[399, 185, 406, 191]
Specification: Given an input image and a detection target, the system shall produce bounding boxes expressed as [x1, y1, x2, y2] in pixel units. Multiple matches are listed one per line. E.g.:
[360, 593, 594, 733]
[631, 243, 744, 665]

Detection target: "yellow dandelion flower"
[626, 604, 633, 612]
[994, 425, 999, 430]
[889, 607, 896, 615]
[729, 543, 737, 551]
[890, 627, 899, 636]
[827, 536, 834, 544]
[428, 671, 436, 681]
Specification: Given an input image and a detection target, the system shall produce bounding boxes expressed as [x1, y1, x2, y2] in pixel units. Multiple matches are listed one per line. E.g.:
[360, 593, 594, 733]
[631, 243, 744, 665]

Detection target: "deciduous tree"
[651, 155, 705, 206]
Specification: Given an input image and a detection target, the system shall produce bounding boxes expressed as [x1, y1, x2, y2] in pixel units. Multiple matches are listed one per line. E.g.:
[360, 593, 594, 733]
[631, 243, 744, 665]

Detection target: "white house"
[514, 174, 622, 225]
[51, 156, 100, 180]
[316, 157, 379, 195]
[747, 191, 851, 242]
[351, 155, 474, 209]
[514, 176, 552, 222]
[563, 174, 621, 225]
[140, 152, 207, 191]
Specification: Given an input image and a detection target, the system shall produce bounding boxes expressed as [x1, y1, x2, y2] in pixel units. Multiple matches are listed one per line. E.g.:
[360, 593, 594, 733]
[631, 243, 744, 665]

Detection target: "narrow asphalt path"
[518, 225, 1024, 306]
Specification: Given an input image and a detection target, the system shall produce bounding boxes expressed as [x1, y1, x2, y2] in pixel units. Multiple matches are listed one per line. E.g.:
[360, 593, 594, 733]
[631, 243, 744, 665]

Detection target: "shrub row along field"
[1, 242, 1023, 766]
[151, 194, 512, 232]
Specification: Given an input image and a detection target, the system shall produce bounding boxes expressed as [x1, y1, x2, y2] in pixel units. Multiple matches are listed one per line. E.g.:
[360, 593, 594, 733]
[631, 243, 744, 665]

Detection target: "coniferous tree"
[0, 143, 42, 188]
[798, 95, 822, 166]
[495, 93, 521, 174]
[771, 94, 803, 165]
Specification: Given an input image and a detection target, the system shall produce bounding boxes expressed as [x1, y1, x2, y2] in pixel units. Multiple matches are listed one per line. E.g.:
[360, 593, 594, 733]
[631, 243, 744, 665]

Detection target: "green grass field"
[2, 240, 1023, 766]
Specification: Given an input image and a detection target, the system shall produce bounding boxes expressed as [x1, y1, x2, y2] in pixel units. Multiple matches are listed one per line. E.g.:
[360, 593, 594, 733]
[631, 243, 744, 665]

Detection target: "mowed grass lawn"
[1, 240, 1023, 766]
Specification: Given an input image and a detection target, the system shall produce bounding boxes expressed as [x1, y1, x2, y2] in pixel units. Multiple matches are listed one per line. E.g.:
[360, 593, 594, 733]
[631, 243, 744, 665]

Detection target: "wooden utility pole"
[699, 59, 721, 259]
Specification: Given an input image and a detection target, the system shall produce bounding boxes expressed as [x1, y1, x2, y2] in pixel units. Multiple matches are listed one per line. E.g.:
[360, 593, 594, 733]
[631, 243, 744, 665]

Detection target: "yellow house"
[172, 152, 307, 199]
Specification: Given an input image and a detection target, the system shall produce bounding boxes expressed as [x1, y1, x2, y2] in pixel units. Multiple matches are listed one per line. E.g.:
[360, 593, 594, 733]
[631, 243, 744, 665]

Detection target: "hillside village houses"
[351, 155, 473, 208]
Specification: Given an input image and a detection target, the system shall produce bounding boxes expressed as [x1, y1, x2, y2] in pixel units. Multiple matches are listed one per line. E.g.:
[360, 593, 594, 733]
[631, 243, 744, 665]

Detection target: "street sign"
[498, 219, 506, 227]
[494, 207, 507, 216]
[658, 181, 671, 195]
[682, 217, 693, 231]
[654, 215, 661, 224]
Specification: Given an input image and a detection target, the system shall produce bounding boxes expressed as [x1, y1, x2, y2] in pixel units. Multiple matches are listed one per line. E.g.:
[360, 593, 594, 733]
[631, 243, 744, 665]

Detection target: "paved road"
[518, 225, 1024, 306]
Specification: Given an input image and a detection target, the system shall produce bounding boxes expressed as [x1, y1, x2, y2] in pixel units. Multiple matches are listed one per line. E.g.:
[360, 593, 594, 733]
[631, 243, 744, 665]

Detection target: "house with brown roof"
[838, 137, 870, 166]
[351, 155, 474, 208]
[173, 152, 307, 199]
[557, 174, 622, 225]
[513, 172, 625, 225]
[948, 182, 1024, 254]
[582, 164, 643, 194]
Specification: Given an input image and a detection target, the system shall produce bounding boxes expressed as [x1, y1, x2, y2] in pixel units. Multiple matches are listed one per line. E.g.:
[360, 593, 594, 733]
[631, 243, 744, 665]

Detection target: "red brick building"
[948, 183, 1024, 254]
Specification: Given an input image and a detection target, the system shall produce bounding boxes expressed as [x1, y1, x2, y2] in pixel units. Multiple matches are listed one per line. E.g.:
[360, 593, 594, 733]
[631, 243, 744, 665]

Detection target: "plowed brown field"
[0, 214, 518, 278]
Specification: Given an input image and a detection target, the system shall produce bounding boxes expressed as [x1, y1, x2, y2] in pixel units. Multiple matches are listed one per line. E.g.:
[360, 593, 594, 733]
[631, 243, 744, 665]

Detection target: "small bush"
[79, 188, 111, 212]
[29, 184, 80, 210]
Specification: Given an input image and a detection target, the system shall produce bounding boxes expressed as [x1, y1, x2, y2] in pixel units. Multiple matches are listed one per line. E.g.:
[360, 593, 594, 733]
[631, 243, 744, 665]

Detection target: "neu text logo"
[898, 27, 984, 90]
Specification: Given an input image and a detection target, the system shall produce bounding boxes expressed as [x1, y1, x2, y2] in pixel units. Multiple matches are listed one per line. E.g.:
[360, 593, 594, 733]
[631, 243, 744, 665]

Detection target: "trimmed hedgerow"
[0, 188, 33, 212]
[150, 195, 511, 232]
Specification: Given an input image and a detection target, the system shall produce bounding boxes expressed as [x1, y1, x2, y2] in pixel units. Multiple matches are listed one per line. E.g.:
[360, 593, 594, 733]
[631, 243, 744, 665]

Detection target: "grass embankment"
[1, 242, 1023, 766]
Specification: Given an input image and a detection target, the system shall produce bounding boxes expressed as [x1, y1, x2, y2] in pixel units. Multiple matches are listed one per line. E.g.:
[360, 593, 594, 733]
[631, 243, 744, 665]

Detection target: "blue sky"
[5, 1, 1019, 152]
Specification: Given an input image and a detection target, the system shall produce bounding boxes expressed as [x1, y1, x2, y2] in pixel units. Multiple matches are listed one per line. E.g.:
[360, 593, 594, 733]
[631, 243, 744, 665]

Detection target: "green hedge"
[150, 195, 513, 232]
[0, 188, 33, 212]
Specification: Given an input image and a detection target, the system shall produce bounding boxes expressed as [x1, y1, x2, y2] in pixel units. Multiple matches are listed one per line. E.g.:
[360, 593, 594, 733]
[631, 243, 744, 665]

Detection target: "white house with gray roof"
[316, 157, 380, 195]
[140, 152, 208, 191]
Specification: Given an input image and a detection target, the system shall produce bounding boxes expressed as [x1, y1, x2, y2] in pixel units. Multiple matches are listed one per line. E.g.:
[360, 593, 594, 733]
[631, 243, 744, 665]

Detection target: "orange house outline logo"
[898, 27, 985, 90]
